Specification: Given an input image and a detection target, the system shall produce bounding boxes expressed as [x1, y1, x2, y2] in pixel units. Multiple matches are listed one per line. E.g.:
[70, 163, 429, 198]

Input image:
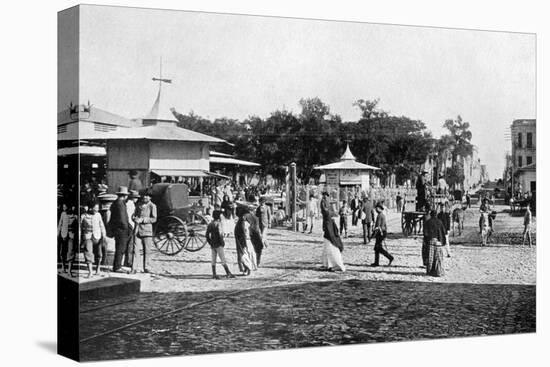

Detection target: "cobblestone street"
[79, 203, 536, 361]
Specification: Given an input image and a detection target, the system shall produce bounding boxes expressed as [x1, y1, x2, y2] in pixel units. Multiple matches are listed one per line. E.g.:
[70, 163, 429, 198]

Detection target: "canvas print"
[57, 4, 536, 362]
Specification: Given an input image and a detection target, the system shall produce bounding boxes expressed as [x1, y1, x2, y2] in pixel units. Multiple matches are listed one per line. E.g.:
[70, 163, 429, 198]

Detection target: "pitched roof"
[315, 143, 379, 170]
[57, 104, 136, 127]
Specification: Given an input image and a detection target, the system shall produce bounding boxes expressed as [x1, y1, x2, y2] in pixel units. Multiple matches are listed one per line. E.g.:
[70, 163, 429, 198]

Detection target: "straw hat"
[116, 186, 129, 195]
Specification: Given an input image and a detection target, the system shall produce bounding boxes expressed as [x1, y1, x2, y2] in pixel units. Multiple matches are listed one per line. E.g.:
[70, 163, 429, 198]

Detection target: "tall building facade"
[511, 119, 536, 194]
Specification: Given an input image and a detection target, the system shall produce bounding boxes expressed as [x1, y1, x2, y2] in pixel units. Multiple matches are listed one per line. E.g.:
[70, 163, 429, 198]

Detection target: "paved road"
[78, 203, 536, 361]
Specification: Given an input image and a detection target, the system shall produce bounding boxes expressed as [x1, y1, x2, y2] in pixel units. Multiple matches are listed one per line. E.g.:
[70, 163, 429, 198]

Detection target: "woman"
[234, 206, 257, 275]
[243, 209, 265, 266]
[424, 209, 447, 277]
[321, 216, 346, 272]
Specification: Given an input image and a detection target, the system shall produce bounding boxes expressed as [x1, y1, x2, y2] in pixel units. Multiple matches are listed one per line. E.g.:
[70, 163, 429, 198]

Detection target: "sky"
[67, 5, 536, 180]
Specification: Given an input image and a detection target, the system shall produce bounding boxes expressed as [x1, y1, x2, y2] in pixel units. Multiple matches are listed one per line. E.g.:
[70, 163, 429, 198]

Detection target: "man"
[424, 209, 447, 277]
[108, 186, 131, 273]
[205, 210, 235, 279]
[304, 194, 317, 234]
[350, 195, 360, 226]
[396, 192, 403, 213]
[128, 170, 143, 192]
[320, 191, 331, 220]
[416, 170, 428, 211]
[421, 205, 432, 266]
[361, 195, 375, 244]
[256, 197, 271, 248]
[132, 190, 157, 273]
[124, 190, 139, 269]
[522, 206, 532, 247]
[465, 192, 471, 208]
[370, 203, 394, 267]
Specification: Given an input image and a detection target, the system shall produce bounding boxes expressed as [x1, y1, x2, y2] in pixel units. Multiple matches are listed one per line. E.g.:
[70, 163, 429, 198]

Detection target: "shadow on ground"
[79, 278, 536, 362]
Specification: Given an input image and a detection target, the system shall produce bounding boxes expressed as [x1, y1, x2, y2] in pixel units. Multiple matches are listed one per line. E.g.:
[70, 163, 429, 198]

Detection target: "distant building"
[511, 119, 536, 194]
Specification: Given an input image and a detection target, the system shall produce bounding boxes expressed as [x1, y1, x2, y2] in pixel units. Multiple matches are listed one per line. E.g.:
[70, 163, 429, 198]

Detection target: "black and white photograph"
[53, 2, 540, 363]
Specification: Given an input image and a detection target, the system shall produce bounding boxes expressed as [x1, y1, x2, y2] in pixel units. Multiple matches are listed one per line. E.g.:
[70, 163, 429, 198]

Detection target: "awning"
[57, 146, 106, 156]
[151, 169, 230, 180]
[210, 156, 260, 167]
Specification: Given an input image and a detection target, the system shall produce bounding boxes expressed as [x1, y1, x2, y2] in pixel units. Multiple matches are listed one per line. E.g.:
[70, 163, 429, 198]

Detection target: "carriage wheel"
[153, 215, 187, 255]
[184, 213, 208, 252]
[401, 213, 412, 237]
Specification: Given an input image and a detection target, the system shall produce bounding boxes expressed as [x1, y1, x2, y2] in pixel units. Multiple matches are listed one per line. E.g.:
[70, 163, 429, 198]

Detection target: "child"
[203, 206, 213, 224]
[205, 210, 235, 280]
[522, 206, 532, 247]
[339, 200, 351, 238]
[90, 203, 107, 275]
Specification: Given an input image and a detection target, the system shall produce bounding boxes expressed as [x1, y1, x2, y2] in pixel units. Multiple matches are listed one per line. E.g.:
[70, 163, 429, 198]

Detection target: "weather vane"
[152, 57, 172, 86]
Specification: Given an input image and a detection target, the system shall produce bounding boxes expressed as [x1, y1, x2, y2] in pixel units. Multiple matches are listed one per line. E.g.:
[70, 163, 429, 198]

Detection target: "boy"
[205, 210, 235, 279]
[338, 200, 351, 238]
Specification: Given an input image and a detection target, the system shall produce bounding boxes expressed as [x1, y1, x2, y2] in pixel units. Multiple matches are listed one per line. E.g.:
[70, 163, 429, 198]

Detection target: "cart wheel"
[153, 215, 187, 255]
[402, 213, 412, 237]
[184, 213, 208, 252]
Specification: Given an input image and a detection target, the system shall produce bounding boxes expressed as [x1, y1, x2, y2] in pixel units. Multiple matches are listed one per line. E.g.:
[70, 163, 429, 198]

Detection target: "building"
[315, 144, 380, 203]
[511, 119, 536, 195]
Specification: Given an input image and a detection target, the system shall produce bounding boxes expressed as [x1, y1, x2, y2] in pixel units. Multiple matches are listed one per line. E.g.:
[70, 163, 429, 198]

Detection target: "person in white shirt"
[437, 175, 448, 195]
[304, 194, 317, 234]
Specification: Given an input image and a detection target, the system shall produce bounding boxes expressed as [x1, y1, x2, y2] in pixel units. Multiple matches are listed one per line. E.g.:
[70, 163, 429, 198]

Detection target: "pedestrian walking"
[320, 191, 331, 220]
[522, 206, 532, 247]
[304, 194, 317, 233]
[361, 196, 375, 244]
[370, 203, 394, 267]
[437, 203, 452, 257]
[244, 209, 264, 266]
[234, 206, 257, 275]
[256, 197, 271, 248]
[108, 186, 132, 273]
[205, 210, 235, 279]
[421, 205, 432, 266]
[465, 192, 471, 208]
[131, 190, 157, 273]
[396, 192, 403, 213]
[338, 200, 350, 238]
[321, 216, 346, 272]
[424, 209, 447, 277]
[89, 202, 107, 275]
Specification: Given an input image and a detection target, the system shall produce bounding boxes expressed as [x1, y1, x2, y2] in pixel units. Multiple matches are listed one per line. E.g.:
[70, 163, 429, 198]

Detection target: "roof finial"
[341, 143, 356, 161]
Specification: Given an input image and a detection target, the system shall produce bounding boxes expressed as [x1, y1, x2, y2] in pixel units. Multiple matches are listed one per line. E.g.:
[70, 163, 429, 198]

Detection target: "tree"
[443, 115, 473, 167]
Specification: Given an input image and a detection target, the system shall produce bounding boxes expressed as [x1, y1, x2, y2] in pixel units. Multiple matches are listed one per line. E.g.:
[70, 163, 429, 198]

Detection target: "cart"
[401, 192, 450, 236]
[151, 183, 209, 256]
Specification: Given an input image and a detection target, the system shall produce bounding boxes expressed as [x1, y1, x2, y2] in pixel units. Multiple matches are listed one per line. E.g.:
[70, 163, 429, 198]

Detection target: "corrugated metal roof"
[210, 156, 260, 167]
[57, 146, 106, 156]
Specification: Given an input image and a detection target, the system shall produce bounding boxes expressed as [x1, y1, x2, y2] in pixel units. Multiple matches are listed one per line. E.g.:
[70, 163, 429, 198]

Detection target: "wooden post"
[290, 163, 297, 232]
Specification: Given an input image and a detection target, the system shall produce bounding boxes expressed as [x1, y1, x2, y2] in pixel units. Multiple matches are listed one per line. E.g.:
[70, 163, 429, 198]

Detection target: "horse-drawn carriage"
[150, 183, 210, 255]
[401, 191, 450, 236]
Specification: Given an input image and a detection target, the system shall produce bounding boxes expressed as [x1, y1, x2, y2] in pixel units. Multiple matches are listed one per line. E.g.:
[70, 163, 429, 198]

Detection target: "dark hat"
[322, 191, 329, 196]
[128, 190, 140, 199]
[259, 197, 266, 203]
[375, 203, 385, 210]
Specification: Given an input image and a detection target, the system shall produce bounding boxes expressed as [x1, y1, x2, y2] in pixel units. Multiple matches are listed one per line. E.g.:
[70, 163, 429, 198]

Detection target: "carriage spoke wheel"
[153, 216, 187, 255]
[184, 213, 208, 252]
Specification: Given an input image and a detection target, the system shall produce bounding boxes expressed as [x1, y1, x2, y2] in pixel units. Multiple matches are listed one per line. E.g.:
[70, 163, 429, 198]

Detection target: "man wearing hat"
[371, 203, 394, 267]
[124, 190, 140, 269]
[416, 170, 429, 211]
[108, 186, 131, 273]
[361, 194, 375, 244]
[132, 190, 157, 273]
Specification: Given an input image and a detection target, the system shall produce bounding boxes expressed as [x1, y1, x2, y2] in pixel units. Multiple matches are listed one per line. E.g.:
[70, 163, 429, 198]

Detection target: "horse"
[451, 204, 467, 236]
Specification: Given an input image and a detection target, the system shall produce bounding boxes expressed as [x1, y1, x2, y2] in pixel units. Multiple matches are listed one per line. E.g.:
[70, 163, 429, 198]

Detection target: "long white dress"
[322, 238, 346, 272]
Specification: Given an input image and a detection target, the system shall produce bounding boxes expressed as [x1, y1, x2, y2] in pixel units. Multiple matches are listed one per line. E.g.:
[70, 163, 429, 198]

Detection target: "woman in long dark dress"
[234, 207, 257, 275]
[424, 209, 447, 277]
[243, 210, 264, 266]
[321, 217, 346, 272]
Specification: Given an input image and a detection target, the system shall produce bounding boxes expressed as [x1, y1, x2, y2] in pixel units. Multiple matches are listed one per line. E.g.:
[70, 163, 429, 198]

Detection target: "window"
[526, 156, 532, 166]
[527, 132, 533, 148]
[518, 155, 523, 167]
[517, 132, 523, 148]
